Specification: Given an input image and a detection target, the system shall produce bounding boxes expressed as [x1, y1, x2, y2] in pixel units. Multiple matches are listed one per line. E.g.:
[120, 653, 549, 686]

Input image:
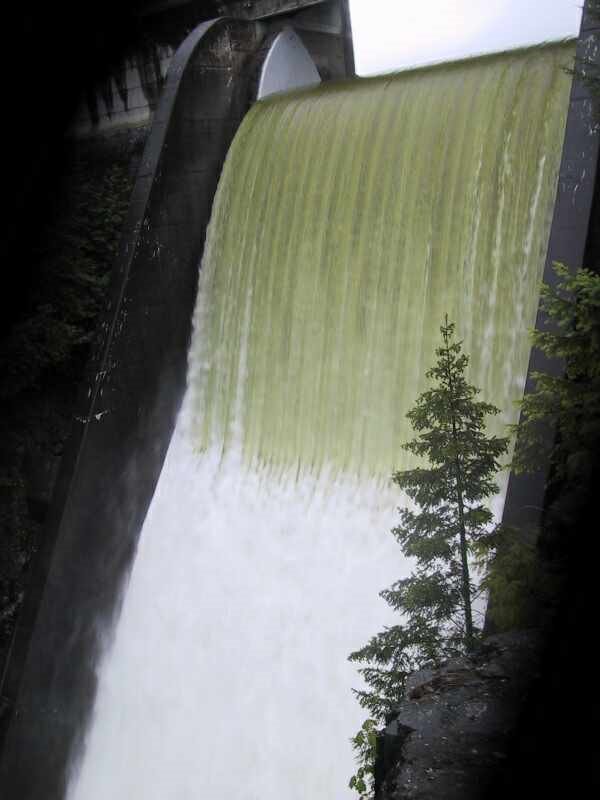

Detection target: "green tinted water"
[189, 42, 574, 481]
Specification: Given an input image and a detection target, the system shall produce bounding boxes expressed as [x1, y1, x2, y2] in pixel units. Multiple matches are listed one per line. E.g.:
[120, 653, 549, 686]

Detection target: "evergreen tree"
[511, 263, 600, 481]
[348, 319, 509, 795]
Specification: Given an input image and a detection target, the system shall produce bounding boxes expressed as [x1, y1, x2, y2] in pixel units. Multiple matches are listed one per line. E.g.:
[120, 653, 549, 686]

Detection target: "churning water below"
[68, 42, 572, 799]
[67, 425, 404, 800]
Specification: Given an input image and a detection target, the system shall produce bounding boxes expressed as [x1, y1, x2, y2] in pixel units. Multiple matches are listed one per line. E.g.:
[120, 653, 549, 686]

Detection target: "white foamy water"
[66, 424, 405, 800]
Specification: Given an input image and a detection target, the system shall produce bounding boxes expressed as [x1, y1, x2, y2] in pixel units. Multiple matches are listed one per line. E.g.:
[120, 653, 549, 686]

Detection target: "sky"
[349, 0, 583, 76]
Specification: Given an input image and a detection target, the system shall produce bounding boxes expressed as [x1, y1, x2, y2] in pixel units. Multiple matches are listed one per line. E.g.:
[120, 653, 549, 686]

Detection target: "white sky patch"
[349, 0, 583, 75]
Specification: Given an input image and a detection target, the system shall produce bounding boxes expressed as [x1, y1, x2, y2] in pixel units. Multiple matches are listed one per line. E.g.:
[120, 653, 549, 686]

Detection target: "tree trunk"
[442, 324, 474, 652]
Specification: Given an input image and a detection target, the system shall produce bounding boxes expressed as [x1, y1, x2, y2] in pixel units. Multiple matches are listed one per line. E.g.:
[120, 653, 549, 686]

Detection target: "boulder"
[376, 631, 542, 800]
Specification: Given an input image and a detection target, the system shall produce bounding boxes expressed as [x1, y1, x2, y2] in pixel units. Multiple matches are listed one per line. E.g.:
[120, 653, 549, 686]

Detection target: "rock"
[376, 631, 543, 800]
[476, 661, 507, 679]
[442, 656, 473, 672]
[405, 668, 436, 699]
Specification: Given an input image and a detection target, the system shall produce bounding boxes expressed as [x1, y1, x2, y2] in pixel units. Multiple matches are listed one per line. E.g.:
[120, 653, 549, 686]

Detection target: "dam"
[67, 42, 573, 800]
[1, 2, 598, 798]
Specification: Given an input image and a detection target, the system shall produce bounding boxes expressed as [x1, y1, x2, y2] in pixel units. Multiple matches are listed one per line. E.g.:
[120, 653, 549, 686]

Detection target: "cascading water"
[67, 42, 573, 799]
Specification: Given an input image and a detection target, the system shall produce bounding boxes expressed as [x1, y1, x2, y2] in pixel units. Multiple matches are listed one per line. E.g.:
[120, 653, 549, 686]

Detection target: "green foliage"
[348, 320, 509, 797]
[511, 263, 600, 482]
[348, 719, 378, 800]
[474, 526, 557, 631]
[349, 622, 428, 721]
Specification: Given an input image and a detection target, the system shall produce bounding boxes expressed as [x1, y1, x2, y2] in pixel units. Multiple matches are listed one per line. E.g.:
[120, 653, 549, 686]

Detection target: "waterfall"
[67, 42, 573, 799]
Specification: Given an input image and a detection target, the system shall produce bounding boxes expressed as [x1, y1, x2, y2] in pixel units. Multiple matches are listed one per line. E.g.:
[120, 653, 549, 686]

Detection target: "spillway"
[66, 42, 573, 799]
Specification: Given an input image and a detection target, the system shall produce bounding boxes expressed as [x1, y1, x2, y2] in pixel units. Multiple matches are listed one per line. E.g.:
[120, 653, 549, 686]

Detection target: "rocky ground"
[376, 631, 543, 800]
